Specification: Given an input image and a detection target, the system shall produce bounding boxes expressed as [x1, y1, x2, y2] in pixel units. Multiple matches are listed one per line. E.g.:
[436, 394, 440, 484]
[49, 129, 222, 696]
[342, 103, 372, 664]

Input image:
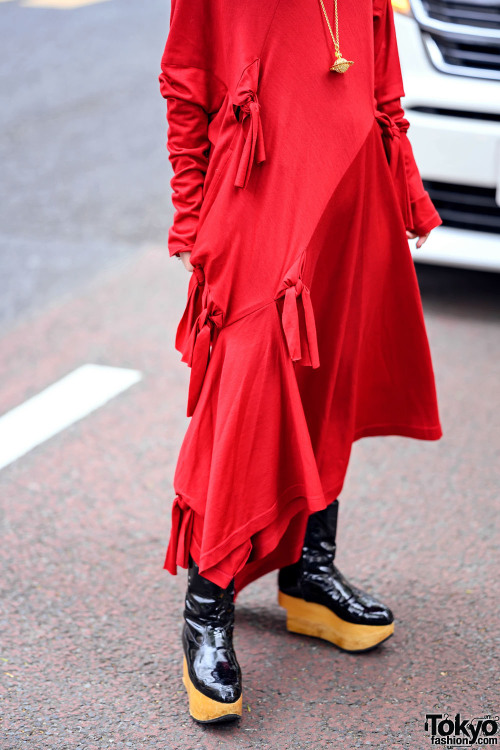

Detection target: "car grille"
[422, 0, 500, 30]
[426, 32, 500, 73]
[411, 0, 500, 80]
[423, 180, 500, 234]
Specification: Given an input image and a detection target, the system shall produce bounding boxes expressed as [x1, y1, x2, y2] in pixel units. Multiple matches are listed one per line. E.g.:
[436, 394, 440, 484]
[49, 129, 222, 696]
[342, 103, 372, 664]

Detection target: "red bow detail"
[276, 252, 320, 369]
[375, 109, 412, 229]
[233, 59, 266, 189]
[175, 265, 205, 356]
[182, 283, 223, 417]
[164, 495, 194, 573]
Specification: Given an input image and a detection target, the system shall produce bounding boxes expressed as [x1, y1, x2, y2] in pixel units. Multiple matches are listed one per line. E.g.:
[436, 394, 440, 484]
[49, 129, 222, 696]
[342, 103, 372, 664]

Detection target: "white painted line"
[0, 364, 142, 471]
[21, 0, 112, 8]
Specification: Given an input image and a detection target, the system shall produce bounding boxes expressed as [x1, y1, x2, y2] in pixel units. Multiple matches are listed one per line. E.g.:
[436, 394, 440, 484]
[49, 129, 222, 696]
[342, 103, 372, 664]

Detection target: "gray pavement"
[0, 1, 499, 749]
[0, 0, 170, 331]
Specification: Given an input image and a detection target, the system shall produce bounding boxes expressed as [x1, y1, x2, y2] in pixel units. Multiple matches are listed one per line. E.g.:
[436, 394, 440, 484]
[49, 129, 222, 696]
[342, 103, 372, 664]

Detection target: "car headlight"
[391, 0, 413, 15]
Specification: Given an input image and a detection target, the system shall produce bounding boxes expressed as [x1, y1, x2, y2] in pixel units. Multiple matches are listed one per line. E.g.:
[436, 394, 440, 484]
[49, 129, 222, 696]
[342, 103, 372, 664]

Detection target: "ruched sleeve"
[373, 0, 442, 236]
[159, 0, 227, 257]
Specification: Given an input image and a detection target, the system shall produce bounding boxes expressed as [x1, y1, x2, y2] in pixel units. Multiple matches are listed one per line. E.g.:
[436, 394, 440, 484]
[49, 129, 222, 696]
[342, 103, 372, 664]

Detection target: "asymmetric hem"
[159, 0, 444, 595]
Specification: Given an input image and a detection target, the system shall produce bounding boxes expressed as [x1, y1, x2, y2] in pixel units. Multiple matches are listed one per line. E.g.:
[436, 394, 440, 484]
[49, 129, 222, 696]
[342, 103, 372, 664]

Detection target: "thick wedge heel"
[278, 590, 394, 652]
[278, 501, 395, 652]
[182, 656, 242, 723]
[181, 557, 243, 723]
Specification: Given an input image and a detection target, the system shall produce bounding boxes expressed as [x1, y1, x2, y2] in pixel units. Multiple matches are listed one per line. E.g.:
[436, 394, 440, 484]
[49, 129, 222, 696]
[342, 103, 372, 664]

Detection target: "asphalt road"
[1, 1, 499, 749]
[0, 0, 171, 332]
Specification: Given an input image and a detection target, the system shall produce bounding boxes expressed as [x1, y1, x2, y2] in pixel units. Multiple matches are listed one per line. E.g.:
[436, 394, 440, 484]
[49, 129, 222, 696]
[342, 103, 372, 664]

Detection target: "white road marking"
[0, 364, 142, 471]
[21, 0, 111, 8]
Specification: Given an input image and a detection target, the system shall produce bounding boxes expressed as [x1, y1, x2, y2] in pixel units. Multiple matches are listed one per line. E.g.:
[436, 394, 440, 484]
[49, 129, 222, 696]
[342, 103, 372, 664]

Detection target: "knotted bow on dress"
[176, 265, 224, 417]
[374, 109, 413, 230]
[275, 250, 320, 369]
[164, 494, 194, 573]
[232, 58, 266, 189]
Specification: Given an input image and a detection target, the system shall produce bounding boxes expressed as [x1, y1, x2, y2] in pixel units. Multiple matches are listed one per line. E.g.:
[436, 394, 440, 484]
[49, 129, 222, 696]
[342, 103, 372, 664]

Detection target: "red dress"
[158, 0, 443, 598]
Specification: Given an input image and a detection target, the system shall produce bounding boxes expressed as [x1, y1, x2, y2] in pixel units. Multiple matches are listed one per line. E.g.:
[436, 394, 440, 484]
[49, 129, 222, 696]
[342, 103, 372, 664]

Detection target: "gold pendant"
[330, 56, 354, 73]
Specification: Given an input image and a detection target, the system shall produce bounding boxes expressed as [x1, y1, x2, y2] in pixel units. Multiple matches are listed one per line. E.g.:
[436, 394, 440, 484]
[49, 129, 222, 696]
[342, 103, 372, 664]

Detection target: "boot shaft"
[183, 556, 235, 630]
[278, 500, 339, 592]
[182, 556, 242, 712]
[278, 499, 394, 632]
[303, 499, 338, 563]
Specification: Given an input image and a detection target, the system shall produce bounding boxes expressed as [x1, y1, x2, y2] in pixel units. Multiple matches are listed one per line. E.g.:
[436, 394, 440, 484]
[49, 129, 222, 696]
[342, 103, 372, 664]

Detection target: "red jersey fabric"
[158, 0, 443, 597]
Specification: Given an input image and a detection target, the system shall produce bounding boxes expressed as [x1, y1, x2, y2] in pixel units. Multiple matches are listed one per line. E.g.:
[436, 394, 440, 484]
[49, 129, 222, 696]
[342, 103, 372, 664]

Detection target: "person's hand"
[178, 250, 194, 272]
[406, 229, 431, 249]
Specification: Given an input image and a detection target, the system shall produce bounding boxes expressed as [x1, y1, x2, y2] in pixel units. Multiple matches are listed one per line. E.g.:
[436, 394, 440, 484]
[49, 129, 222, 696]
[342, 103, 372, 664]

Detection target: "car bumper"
[394, 13, 500, 270]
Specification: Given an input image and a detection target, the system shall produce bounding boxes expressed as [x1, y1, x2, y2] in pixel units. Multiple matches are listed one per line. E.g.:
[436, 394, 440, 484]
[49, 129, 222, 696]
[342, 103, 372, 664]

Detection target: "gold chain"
[318, 0, 341, 58]
[317, 0, 354, 73]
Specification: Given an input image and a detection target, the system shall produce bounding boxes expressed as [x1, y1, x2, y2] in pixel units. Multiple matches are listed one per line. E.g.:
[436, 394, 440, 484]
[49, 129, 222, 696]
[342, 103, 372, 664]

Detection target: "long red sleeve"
[159, 1, 227, 257]
[373, 0, 443, 236]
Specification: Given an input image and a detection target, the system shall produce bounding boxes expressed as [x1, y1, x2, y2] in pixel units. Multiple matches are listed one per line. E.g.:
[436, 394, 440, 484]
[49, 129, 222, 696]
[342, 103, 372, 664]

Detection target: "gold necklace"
[318, 0, 354, 73]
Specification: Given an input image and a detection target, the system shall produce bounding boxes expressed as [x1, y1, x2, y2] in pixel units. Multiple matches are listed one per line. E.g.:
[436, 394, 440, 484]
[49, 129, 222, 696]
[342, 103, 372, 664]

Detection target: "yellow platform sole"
[278, 591, 394, 652]
[182, 655, 242, 723]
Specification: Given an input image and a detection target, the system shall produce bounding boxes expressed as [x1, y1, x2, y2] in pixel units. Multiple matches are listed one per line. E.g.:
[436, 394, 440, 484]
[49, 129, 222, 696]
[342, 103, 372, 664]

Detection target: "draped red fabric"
[158, 0, 443, 594]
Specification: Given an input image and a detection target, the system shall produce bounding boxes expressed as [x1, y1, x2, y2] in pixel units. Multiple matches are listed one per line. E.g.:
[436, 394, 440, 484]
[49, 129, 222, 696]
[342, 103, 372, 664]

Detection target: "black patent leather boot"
[278, 500, 394, 652]
[182, 556, 242, 723]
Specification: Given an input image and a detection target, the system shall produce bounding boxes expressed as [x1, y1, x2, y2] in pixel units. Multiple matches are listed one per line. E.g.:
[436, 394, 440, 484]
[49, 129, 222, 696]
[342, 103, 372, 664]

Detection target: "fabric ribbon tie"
[234, 94, 266, 189]
[182, 288, 223, 417]
[277, 255, 320, 369]
[375, 109, 412, 229]
[174, 265, 205, 356]
[164, 495, 194, 573]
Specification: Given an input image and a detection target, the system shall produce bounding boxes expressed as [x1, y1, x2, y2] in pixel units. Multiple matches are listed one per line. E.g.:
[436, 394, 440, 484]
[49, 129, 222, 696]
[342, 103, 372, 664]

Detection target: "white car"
[393, 0, 500, 271]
